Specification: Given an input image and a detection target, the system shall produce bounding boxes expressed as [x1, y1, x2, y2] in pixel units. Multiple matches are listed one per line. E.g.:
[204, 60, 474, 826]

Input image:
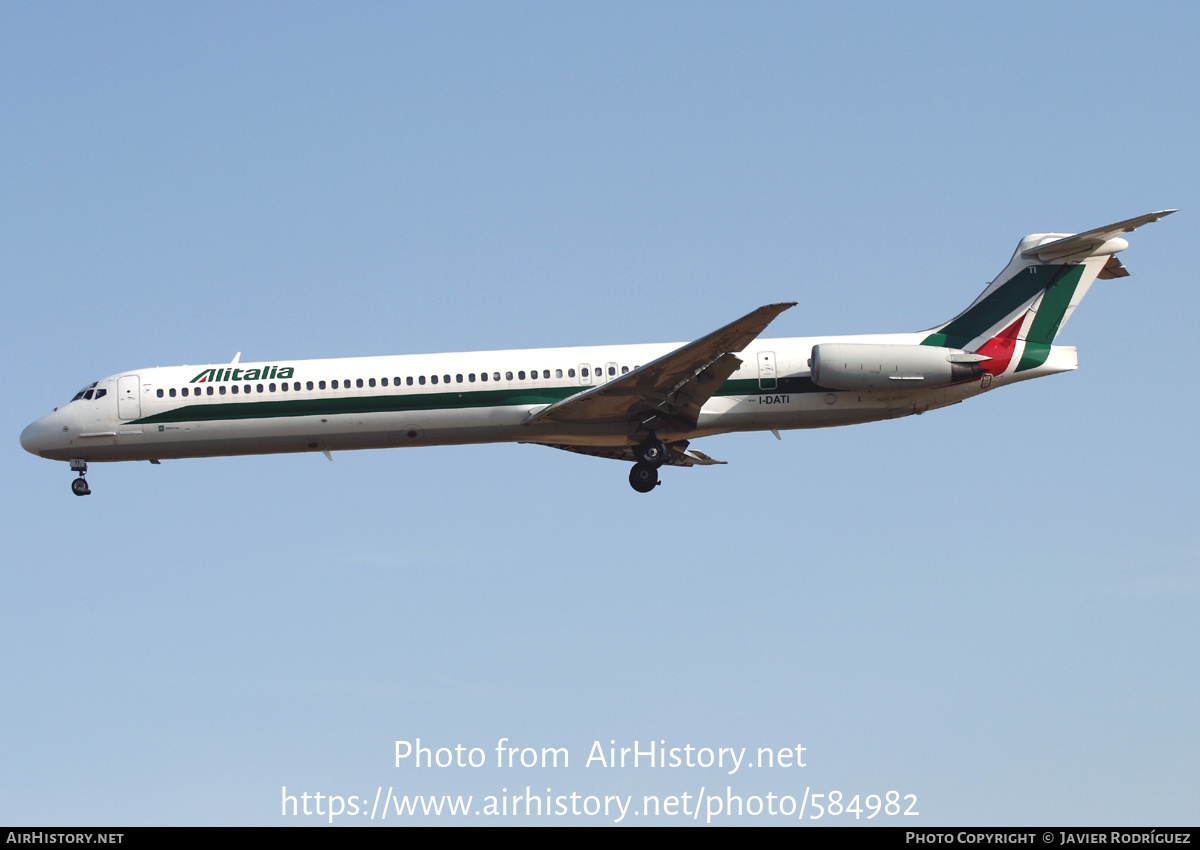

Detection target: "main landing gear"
[628, 435, 669, 493]
[70, 459, 91, 497]
[629, 462, 659, 493]
[632, 436, 668, 466]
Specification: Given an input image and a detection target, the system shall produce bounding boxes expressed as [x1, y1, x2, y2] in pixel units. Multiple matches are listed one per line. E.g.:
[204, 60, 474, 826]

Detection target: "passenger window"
[368, 378, 375, 387]
[331, 380, 339, 389]
[232, 385, 239, 394]
[608, 366, 616, 376]
[518, 371, 525, 380]
[505, 372, 512, 381]
[169, 388, 177, 398]
[306, 381, 314, 390]
[219, 385, 227, 395]
[181, 387, 189, 397]
[443, 374, 450, 384]
[357, 378, 364, 388]
[419, 376, 426, 385]
[280, 383, 288, 392]
[407, 377, 414, 386]
[269, 383, 276, 392]
[156, 389, 164, 398]
[568, 368, 575, 378]
[582, 367, 590, 378]
[543, 369, 550, 379]
[207, 386, 214, 395]
[294, 382, 300, 391]
[469, 373, 476, 382]
[456, 374, 463, 383]
[493, 372, 501, 381]
[621, 366, 629, 374]
[319, 381, 326, 390]
[257, 384, 264, 393]
[431, 375, 438, 384]
[556, 369, 563, 378]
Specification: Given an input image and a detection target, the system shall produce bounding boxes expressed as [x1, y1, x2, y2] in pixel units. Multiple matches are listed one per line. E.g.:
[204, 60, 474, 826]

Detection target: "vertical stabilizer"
[921, 210, 1175, 375]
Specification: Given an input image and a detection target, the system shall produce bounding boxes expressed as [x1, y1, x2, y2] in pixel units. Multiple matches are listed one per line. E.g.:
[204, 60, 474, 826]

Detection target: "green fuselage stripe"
[131, 376, 825, 425]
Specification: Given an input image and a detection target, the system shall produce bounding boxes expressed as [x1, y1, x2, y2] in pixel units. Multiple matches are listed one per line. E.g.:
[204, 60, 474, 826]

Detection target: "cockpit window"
[69, 382, 99, 403]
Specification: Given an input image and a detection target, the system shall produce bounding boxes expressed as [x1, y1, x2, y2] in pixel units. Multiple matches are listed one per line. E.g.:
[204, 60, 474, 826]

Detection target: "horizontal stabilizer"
[1097, 255, 1130, 279]
[1021, 209, 1177, 262]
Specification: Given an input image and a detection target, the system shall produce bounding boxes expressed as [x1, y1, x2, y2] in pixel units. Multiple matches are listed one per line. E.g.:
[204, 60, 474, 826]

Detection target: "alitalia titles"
[191, 366, 295, 383]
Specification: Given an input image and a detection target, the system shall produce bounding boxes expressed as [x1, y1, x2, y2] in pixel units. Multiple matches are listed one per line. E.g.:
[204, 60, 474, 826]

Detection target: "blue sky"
[2, 1, 1196, 825]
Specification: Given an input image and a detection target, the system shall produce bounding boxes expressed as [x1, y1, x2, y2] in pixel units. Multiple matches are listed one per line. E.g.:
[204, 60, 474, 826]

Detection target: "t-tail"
[921, 210, 1177, 379]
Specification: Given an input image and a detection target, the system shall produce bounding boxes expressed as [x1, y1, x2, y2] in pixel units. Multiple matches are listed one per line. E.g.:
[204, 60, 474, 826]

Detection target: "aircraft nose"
[20, 416, 56, 457]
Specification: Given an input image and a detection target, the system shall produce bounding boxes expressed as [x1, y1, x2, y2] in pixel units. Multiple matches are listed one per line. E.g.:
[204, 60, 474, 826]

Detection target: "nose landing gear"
[69, 459, 91, 496]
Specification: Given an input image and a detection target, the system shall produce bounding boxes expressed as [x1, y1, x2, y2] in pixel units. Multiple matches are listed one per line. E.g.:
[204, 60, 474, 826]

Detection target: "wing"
[529, 441, 727, 467]
[523, 302, 796, 430]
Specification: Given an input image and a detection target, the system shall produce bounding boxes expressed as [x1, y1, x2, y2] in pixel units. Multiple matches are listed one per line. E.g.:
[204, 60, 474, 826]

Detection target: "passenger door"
[117, 375, 141, 420]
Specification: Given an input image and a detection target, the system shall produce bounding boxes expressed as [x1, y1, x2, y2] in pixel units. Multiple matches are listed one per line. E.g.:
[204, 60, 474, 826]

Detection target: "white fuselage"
[19, 331, 1076, 465]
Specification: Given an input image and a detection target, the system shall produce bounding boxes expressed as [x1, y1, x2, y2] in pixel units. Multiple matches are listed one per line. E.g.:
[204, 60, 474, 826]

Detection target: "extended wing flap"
[529, 441, 726, 467]
[524, 302, 796, 428]
[665, 351, 744, 425]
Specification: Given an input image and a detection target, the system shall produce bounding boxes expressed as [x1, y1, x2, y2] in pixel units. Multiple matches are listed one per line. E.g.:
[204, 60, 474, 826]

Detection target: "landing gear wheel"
[634, 438, 669, 467]
[629, 462, 659, 493]
[71, 477, 91, 497]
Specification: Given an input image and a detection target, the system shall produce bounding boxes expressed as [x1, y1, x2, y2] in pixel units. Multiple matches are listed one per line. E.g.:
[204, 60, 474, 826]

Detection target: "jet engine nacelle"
[810, 343, 985, 391]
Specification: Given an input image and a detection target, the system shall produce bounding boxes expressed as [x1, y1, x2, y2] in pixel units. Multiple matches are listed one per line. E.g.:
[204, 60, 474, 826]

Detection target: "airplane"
[21, 210, 1175, 496]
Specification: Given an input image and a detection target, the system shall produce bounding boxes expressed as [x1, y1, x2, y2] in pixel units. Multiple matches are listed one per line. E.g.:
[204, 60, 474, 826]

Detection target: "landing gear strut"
[629, 462, 659, 493]
[70, 459, 91, 497]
